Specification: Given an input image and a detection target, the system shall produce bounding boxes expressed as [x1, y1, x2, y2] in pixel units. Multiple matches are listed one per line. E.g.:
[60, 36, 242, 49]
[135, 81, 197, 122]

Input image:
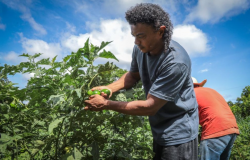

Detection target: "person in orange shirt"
[192, 77, 239, 160]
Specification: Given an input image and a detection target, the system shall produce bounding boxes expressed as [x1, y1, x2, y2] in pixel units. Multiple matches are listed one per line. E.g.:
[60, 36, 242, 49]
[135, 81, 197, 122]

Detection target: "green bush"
[230, 116, 250, 160]
[229, 86, 250, 160]
[230, 86, 250, 118]
[0, 39, 153, 160]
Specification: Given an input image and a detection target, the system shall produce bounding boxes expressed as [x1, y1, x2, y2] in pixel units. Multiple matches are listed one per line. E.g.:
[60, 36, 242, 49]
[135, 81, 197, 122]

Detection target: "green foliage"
[0, 39, 153, 159]
[0, 72, 15, 105]
[230, 116, 250, 160]
[230, 86, 250, 118]
[229, 86, 250, 160]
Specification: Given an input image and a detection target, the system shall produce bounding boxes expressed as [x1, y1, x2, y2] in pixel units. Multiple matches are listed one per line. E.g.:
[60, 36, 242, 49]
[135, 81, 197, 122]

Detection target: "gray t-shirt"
[130, 40, 199, 146]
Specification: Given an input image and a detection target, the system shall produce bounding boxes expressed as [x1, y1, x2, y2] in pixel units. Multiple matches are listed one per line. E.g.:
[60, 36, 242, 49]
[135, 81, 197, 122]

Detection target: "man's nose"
[134, 37, 140, 45]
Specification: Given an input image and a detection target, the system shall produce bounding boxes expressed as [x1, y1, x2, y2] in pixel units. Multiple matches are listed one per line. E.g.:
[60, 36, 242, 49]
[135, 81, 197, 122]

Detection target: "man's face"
[131, 23, 165, 55]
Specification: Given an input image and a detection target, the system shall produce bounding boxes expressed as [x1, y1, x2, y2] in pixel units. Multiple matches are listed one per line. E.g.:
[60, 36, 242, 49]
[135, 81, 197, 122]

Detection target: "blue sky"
[0, 0, 250, 102]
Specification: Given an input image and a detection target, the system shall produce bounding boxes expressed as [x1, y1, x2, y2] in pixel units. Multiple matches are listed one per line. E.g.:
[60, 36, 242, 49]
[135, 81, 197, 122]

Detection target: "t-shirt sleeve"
[149, 62, 188, 102]
[130, 45, 139, 72]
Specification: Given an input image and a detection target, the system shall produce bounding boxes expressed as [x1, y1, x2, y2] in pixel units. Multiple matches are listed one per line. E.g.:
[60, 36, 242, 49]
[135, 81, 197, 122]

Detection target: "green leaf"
[0, 133, 11, 144]
[90, 44, 98, 54]
[83, 38, 90, 54]
[117, 150, 133, 160]
[63, 55, 72, 63]
[52, 55, 58, 64]
[62, 75, 73, 85]
[61, 153, 75, 160]
[99, 49, 119, 62]
[125, 89, 135, 99]
[34, 140, 45, 147]
[53, 62, 62, 68]
[48, 117, 64, 134]
[19, 62, 32, 69]
[116, 93, 127, 102]
[99, 41, 112, 50]
[32, 120, 45, 129]
[11, 135, 22, 141]
[82, 38, 90, 60]
[19, 53, 30, 58]
[49, 94, 65, 106]
[31, 148, 39, 156]
[0, 134, 13, 152]
[73, 89, 82, 99]
[36, 58, 50, 65]
[33, 70, 42, 77]
[31, 53, 43, 59]
[73, 147, 83, 160]
[97, 62, 118, 74]
[91, 141, 99, 160]
[91, 41, 112, 55]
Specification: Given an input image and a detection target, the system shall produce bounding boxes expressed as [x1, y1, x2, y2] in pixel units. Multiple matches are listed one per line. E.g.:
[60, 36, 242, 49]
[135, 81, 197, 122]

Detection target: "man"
[192, 77, 240, 160]
[85, 3, 199, 160]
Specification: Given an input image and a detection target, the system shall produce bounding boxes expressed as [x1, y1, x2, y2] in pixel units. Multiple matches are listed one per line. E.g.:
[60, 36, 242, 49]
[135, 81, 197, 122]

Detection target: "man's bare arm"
[89, 93, 168, 116]
[107, 71, 140, 92]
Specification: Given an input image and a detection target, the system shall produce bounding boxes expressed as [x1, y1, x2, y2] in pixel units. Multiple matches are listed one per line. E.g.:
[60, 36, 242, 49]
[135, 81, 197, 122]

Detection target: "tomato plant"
[0, 38, 153, 159]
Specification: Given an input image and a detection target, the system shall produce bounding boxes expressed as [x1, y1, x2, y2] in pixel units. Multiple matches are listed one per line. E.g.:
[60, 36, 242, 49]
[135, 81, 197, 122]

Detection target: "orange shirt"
[194, 87, 239, 140]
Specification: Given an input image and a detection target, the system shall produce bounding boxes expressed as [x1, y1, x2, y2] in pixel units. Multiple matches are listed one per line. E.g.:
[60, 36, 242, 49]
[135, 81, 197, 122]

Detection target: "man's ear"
[159, 25, 166, 37]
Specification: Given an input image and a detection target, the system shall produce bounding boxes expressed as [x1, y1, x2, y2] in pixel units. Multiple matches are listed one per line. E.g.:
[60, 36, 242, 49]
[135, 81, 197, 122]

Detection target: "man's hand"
[84, 94, 108, 111]
[91, 86, 112, 99]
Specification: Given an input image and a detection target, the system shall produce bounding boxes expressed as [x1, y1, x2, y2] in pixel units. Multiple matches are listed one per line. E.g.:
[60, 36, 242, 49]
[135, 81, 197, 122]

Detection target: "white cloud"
[64, 0, 183, 24]
[23, 73, 35, 80]
[63, 20, 210, 69]
[65, 22, 76, 33]
[172, 25, 210, 56]
[3, 35, 62, 81]
[102, 0, 187, 25]
[200, 69, 208, 73]
[3, 51, 28, 66]
[20, 14, 47, 35]
[4, 51, 20, 62]
[19, 33, 62, 60]
[62, 19, 134, 69]
[1, 0, 47, 35]
[185, 0, 250, 23]
[102, 0, 145, 15]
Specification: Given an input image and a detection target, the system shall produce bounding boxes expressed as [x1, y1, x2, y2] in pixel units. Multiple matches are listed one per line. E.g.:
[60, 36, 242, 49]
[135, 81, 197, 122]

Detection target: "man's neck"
[149, 42, 165, 56]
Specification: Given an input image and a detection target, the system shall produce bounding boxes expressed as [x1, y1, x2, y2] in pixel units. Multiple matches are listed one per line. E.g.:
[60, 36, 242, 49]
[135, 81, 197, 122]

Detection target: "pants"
[198, 133, 237, 160]
[153, 138, 198, 160]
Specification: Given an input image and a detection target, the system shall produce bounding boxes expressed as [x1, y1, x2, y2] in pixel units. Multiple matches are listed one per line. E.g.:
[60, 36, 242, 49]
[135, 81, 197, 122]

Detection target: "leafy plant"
[229, 86, 250, 160]
[230, 116, 250, 160]
[0, 39, 153, 159]
[230, 86, 250, 118]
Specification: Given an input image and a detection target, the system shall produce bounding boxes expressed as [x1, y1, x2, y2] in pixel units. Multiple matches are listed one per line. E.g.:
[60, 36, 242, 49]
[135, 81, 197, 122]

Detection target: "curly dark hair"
[125, 3, 173, 49]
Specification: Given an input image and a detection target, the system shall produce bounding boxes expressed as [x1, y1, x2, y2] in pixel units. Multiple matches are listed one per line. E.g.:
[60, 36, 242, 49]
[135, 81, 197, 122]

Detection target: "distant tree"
[230, 86, 250, 118]
[229, 86, 250, 159]
[0, 70, 10, 87]
[227, 100, 234, 107]
[0, 71, 13, 104]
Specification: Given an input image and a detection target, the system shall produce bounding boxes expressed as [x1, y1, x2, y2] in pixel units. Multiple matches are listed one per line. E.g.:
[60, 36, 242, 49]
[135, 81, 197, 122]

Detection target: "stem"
[14, 97, 29, 109]
[62, 112, 77, 148]
[55, 118, 66, 159]
[66, 68, 78, 85]
[23, 141, 32, 157]
[15, 138, 18, 160]
[11, 124, 18, 160]
[88, 73, 98, 89]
